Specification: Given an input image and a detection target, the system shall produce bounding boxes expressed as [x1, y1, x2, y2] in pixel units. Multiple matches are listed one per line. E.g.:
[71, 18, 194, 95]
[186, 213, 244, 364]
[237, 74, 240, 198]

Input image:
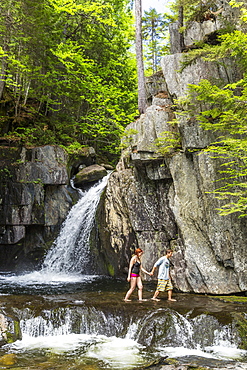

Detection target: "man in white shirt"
[150, 249, 176, 301]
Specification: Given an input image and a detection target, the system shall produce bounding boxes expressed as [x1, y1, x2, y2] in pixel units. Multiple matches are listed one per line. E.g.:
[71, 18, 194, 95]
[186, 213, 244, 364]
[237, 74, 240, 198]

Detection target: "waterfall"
[12, 307, 247, 362]
[42, 173, 111, 274]
[6, 306, 247, 370]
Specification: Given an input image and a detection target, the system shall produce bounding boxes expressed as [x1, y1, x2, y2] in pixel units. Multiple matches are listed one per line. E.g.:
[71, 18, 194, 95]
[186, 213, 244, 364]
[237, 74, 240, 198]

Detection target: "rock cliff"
[0, 144, 96, 271]
[97, 0, 247, 294]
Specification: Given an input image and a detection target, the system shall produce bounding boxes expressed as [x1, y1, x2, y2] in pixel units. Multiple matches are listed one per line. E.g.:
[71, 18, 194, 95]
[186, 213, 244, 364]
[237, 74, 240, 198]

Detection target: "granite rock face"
[169, 0, 241, 53]
[0, 144, 95, 271]
[96, 2, 247, 294]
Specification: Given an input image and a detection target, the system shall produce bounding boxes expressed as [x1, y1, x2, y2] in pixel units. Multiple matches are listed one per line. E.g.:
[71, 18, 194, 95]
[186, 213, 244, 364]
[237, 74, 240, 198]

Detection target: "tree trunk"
[135, 0, 146, 115]
[178, 5, 185, 52]
[0, 56, 8, 100]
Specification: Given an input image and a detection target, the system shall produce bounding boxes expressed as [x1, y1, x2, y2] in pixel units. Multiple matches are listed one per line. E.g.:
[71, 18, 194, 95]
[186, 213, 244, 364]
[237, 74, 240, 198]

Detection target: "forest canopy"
[0, 0, 138, 162]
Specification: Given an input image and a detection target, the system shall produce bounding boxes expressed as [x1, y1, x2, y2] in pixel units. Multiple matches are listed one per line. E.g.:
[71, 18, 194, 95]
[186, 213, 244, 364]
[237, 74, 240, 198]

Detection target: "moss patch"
[232, 312, 247, 350]
[107, 264, 115, 277]
[211, 295, 247, 304]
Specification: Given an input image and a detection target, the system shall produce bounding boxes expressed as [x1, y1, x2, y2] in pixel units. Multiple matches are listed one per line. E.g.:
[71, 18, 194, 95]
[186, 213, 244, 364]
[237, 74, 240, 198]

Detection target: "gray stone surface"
[96, 6, 247, 294]
[0, 144, 95, 271]
[74, 164, 107, 187]
[161, 53, 238, 100]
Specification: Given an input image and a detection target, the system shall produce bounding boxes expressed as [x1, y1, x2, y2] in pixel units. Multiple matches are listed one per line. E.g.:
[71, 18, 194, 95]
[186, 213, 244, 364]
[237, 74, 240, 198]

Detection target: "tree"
[135, 0, 146, 114]
[142, 8, 167, 74]
[0, 0, 138, 162]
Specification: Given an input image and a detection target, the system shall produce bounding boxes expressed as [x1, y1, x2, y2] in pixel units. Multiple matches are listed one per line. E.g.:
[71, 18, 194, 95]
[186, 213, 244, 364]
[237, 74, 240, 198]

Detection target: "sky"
[142, 0, 170, 13]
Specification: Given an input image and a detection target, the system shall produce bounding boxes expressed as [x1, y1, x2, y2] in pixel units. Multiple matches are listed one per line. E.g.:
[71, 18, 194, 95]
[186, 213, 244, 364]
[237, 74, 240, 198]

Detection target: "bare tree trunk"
[178, 4, 185, 52]
[135, 0, 146, 114]
[0, 5, 13, 99]
[0, 55, 8, 100]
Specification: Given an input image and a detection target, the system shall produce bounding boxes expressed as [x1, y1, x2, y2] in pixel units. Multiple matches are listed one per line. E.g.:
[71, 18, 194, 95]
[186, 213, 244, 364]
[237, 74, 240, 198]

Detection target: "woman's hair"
[135, 248, 143, 255]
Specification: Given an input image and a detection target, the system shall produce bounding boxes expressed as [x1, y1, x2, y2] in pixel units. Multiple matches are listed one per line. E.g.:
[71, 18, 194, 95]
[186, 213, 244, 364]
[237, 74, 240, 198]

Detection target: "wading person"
[150, 249, 176, 302]
[124, 248, 150, 301]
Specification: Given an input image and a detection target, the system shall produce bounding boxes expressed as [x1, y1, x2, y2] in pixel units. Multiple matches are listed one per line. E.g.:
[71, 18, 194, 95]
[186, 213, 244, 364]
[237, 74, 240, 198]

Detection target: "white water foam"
[0, 271, 96, 284]
[156, 344, 247, 362]
[9, 333, 146, 369]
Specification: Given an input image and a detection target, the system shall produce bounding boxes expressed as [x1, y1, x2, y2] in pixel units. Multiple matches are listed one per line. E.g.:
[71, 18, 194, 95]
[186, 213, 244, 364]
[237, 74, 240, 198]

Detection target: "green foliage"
[171, 0, 223, 25]
[142, 8, 169, 74]
[177, 2, 247, 217]
[0, 167, 12, 182]
[119, 128, 139, 150]
[0, 0, 138, 162]
[61, 141, 86, 155]
[233, 312, 247, 350]
[154, 129, 181, 155]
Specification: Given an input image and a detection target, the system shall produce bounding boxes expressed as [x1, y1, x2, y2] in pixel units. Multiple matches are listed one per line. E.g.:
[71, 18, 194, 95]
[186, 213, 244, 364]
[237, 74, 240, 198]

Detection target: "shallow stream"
[0, 273, 247, 369]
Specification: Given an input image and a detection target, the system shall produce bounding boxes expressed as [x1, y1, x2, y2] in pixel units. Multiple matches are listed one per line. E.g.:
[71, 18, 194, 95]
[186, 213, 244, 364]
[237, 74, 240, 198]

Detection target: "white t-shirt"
[154, 256, 170, 280]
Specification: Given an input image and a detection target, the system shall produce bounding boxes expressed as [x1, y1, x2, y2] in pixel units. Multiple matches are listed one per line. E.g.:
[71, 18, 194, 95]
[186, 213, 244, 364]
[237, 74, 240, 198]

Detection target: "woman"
[124, 248, 150, 301]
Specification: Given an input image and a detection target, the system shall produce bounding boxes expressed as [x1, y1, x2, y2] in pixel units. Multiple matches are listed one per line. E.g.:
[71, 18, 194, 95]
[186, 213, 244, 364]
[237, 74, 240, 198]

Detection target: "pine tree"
[142, 8, 167, 74]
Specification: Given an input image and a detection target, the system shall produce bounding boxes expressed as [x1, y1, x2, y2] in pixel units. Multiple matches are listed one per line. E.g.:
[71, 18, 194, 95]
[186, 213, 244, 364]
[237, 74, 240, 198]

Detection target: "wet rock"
[68, 146, 96, 178]
[100, 163, 114, 170]
[0, 312, 21, 346]
[0, 145, 72, 271]
[0, 353, 17, 366]
[74, 164, 107, 188]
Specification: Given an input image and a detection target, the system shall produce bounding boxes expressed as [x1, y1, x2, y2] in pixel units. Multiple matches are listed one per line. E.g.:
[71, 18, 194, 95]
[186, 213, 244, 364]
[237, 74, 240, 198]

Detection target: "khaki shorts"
[157, 279, 173, 292]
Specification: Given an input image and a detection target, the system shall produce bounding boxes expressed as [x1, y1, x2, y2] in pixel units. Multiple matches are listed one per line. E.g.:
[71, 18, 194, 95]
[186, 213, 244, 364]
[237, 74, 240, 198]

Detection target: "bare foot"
[139, 299, 148, 302]
[124, 299, 131, 302]
[168, 298, 176, 301]
[151, 297, 160, 301]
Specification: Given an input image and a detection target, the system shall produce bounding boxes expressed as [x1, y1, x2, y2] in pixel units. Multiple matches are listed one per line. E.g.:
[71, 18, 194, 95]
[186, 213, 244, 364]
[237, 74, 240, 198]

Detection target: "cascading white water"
[9, 307, 247, 369]
[42, 173, 111, 274]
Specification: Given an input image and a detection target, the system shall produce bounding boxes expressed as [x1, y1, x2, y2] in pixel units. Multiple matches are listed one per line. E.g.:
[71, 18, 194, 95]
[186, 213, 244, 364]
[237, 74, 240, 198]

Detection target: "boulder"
[0, 312, 21, 346]
[74, 164, 107, 188]
[68, 146, 96, 178]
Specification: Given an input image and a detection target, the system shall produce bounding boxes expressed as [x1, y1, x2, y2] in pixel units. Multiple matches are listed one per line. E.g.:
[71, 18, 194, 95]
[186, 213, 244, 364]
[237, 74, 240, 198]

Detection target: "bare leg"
[151, 290, 160, 301]
[167, 290, 176, 301]
[136, 276, 143, 300]
[124, 278, 137, 301]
